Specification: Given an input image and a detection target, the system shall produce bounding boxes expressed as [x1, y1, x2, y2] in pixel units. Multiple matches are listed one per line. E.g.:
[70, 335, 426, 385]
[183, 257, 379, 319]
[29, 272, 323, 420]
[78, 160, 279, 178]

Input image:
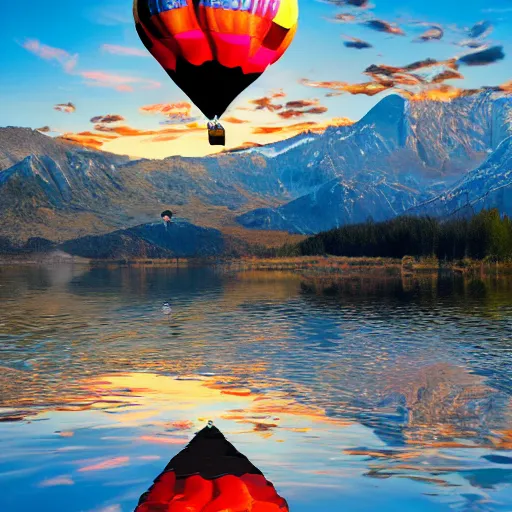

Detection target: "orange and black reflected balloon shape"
[135, 424, 289, 511]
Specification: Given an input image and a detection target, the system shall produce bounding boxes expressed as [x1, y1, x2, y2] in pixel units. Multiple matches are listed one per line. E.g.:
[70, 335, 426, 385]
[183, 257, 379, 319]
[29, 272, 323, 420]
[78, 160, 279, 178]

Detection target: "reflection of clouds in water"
[1, 268, 512, 511]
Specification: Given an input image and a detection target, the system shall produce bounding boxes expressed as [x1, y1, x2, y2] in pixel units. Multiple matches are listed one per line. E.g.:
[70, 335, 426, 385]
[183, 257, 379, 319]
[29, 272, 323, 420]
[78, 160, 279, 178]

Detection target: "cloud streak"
[90, 114, 125, 123]
[21, 38, 160, 93]
[79, 71, 160, 92]
[54, 102, 76, 113]
[139, 102, 198, 124]
[223, 116, 250, 124]
[60, 131, 119, 149]
[101, 44, 149, 57]
[248, 90, 286, 112]
[278, 105, 328, 119]
[21, 39, 78, 72]
[251, 118, 353, 136]
[364, 19, 405, 35]
[343, 36, 373, 49]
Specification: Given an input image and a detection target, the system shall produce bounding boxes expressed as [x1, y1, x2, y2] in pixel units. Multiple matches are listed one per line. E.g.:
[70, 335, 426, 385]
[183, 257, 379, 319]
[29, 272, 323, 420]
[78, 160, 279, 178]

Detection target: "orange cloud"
[305, 106, 329, 115]
[59, 130, 119, 149]
[251, 116, 355, 137]
[224, 116, 250, 124]
[248, 90, 286, 112]
[344, 82, 392, 96]
[285, 99, 319, 108]
[278, 106, 328, 119]
[252, 126, 284, 135]
[400, 85, 487, 102]
[148, 134, 181, 142]
[431, 70, 464, 83]
[498, 80, 512, 93]
[140, 102, 192, 116]
[332, 13, 356, 23]
[139, 102, 198, 124]
[54, 102, 76, 113]
[416, 26, 444, 42]
[93, 124, 158, 136]
[77, 457, 129, 472]
[90, 114, 125, 123]
[76, 131, 119, 139]
[143, 122, 204, 142]
[101, 44, 149, 57]
[365, 19, 405, 35]
[299, 79, 347, 96]
[80, 71, 160, 92]
[249, 97, 283, 112]
[21, 39, 78, 72]
[330, 117, 355, 126]
[300, 53, 479, 102]
[139, 436, 188, 444]
[59, 136, 103, 149]
[39, 476, 74, 487]
[278, 110, 306, 119]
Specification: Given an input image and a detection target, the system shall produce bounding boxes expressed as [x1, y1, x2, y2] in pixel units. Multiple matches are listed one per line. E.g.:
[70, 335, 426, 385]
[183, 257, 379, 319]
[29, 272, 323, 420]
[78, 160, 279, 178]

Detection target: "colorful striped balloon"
[133, 0, 298, 120]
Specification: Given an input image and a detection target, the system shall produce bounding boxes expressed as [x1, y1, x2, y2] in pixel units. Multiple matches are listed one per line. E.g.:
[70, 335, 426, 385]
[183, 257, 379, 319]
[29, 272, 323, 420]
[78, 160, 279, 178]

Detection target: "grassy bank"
[222, 255, 512, 277]
[3, 252, 512, 279]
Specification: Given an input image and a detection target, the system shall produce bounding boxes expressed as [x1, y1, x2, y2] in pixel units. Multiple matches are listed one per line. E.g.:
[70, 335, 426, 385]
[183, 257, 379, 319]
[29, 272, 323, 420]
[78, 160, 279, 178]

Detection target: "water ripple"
[0, 266, 511, 511]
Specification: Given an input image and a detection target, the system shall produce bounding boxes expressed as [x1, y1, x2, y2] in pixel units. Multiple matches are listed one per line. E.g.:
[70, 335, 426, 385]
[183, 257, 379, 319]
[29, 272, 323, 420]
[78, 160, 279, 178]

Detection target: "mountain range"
[236, 92, 512, 233]
[0, 91, 511, 257]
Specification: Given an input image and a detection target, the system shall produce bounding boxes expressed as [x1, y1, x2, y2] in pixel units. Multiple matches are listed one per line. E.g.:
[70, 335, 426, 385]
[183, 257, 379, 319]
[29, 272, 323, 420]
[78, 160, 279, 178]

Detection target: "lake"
[0, 265, 511, 512]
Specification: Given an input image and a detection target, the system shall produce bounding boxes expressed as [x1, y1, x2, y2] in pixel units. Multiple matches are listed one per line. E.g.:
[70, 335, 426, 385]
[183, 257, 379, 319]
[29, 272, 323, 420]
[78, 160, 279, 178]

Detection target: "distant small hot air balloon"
[133, 0, 299, 146]
[161, 209, 173, 225]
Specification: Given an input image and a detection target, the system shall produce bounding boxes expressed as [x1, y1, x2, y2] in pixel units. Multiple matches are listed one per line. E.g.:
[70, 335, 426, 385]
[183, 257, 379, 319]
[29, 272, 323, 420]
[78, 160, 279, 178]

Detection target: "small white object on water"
[162, 302, 172, 315]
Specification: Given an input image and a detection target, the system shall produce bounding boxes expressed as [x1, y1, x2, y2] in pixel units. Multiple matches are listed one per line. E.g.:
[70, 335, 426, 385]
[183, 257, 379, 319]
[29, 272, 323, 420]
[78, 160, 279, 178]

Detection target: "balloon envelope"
[133, 0, 299, 120]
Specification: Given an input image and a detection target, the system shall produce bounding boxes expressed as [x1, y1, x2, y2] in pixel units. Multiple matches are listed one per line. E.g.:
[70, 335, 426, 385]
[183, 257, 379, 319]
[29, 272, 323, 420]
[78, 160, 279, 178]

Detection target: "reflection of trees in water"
[299, 273, 512, 321]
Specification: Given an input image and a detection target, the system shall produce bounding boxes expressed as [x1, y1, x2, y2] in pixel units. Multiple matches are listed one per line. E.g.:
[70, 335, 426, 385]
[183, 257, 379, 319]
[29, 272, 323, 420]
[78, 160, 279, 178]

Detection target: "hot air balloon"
[161, 210, 173, 223]
[133, 0, 299, 146]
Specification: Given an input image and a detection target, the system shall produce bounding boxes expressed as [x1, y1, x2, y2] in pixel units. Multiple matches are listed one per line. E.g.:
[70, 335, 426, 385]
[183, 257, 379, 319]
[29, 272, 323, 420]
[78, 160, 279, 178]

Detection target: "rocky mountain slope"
[236, 92, 512, 233]
[408, 136, 512, 219]
[1, 91, 511, 250]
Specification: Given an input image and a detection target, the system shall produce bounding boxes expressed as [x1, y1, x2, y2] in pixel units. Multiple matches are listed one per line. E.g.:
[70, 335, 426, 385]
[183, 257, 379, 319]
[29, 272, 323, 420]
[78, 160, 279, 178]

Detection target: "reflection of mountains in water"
[323, 361, 511, 448]
[1, 267, 511, 452]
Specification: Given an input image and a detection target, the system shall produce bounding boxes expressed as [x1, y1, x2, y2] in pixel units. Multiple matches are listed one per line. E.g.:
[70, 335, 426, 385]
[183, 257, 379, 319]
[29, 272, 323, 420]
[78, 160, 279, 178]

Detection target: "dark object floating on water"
[135, 421, 289, 511]
[162, 302, 172, 315]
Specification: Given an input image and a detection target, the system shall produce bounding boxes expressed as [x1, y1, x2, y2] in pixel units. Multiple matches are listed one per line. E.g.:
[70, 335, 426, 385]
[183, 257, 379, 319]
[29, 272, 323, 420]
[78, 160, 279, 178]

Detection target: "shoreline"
[1, 252, 511, 277]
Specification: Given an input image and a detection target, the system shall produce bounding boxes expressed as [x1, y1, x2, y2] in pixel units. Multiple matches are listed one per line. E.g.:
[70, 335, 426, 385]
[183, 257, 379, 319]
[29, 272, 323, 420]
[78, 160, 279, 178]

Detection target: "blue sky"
[0, 0, 511, 157]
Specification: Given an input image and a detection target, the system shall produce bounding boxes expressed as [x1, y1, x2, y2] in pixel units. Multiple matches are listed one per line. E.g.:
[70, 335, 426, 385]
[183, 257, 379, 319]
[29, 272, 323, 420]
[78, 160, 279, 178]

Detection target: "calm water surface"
[0, 265, 511, 512]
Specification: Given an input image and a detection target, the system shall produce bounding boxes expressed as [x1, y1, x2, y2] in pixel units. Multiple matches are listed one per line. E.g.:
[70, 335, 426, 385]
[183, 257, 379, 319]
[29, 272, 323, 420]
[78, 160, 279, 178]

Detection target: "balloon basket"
[208, 126, 225, 146]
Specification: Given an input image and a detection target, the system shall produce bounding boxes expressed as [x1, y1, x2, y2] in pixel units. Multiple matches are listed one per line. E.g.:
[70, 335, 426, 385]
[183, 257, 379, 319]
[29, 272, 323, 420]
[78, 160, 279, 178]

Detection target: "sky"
[0, 0, 511, 158]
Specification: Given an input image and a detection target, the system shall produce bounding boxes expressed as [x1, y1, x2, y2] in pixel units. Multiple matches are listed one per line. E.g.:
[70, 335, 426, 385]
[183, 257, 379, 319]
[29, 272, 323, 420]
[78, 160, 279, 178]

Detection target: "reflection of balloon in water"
[133, 0, 299, 122]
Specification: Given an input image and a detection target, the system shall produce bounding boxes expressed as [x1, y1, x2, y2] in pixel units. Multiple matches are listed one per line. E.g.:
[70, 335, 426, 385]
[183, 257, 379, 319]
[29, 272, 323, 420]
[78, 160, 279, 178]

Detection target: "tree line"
[275, 209, 512, 261]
